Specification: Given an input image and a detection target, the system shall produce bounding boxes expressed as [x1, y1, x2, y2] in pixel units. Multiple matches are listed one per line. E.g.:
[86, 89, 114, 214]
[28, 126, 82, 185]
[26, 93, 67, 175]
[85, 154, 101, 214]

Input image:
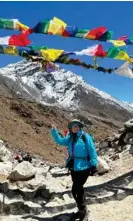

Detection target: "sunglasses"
[72, 124, 80, 128]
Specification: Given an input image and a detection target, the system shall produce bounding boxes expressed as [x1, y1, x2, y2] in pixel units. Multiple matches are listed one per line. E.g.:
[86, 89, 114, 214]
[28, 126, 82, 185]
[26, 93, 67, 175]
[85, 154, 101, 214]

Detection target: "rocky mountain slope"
[0, 92, 123, 164]
[0, 60, 133, 123]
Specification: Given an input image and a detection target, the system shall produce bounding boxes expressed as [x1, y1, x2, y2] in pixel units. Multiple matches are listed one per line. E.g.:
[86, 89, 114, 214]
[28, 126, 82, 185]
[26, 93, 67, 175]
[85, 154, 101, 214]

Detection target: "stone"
[63, 194, 71, 202]
[124, 133, 133, 143]
[97, 157, 110, 175]
[0, 140, 12, 162]
[124, 118, 133, 129]
[129, 145, 133, 155]
[50, 167, 67, 176]
[0, 162, 13, 177]
[36, 166, 50, 177]
[8, 161, 36, 181]
[122, 144, 131, 152]
[98, 141, 109, 149]
[129, 138, 133, 144]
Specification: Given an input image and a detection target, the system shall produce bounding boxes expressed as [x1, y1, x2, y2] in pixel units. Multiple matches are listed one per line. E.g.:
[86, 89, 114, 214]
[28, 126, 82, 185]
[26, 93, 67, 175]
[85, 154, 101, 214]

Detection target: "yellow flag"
[40, 49, 64, 61]
[13, 21, 29, 31]
[108, 40, 126, 47]
[53, 17, 67, 28]
[129, 57, 133, 63]
[4, 46, 18, 56]
[48, 17, 67, 35]
[17, 22, 29, 31]
[115, 51, 132, 62]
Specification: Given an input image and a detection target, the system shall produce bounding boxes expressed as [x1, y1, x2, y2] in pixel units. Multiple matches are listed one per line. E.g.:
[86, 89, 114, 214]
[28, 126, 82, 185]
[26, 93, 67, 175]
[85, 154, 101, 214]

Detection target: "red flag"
[22, 28, 33, 35]
[118, 36, 128, 41]
[9, 33, 31, 46]
[62, 29, 71, 37]
[64, 128, 69, 136]
[95, 44, 107, 57]
[85, 27, 107, 40]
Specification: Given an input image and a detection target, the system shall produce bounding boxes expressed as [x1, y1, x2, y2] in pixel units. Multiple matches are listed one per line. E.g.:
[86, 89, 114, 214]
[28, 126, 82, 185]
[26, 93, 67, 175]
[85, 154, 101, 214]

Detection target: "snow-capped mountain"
[0, 60, 133, 122]
[123, 101, 133, 109]
[130, 103, 133, 108]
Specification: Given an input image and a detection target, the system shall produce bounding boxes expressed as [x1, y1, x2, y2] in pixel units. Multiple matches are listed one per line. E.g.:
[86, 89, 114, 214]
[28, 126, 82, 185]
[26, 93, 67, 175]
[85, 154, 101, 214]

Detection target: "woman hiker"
[51, 119, 98, 221]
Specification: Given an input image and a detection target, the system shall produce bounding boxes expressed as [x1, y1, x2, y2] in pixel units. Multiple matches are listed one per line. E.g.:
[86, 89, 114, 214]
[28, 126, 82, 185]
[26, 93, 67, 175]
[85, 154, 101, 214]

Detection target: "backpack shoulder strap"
[81, 132, 86, 143]
[81, 132, 90, 161]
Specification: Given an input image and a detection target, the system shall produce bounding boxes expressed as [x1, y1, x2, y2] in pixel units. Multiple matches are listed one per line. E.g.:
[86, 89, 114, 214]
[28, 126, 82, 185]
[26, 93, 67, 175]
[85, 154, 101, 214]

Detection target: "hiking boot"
[69, 211, 80, 220]
[79, 207, 89, 221]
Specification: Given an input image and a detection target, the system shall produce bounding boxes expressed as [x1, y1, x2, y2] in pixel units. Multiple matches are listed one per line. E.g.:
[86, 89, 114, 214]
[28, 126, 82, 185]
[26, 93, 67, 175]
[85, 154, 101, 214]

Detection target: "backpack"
[81, 132, 95, 144]
[66, 132, 91, 170]
[70, 132, 92, 161]
[64, 130, 94, 162]
[81, 132, 91, 161]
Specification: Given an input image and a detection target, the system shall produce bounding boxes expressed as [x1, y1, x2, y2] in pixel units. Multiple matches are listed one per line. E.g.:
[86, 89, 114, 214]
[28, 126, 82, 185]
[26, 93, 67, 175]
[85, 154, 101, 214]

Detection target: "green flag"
[107, 47, 119, 58]
[0, 18, 14, 30]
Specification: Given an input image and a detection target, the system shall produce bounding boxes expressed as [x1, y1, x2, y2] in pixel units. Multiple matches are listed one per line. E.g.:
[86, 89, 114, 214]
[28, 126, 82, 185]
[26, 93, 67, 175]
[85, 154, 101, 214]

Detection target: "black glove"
[88, 166, 97, 176]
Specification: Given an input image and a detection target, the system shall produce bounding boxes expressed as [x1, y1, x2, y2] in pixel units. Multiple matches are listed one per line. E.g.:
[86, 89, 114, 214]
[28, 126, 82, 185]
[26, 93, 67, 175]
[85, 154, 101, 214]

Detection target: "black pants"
[71, 169, 89, 211]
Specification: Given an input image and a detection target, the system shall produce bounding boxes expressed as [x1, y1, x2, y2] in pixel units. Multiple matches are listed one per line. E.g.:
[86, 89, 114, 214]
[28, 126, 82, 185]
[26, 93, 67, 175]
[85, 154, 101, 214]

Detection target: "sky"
[0, 1, 133, 102]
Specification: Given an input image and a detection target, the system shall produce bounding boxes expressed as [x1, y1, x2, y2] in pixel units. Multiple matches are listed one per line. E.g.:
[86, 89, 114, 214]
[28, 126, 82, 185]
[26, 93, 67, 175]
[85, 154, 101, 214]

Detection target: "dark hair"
[69, 132, 78, 144]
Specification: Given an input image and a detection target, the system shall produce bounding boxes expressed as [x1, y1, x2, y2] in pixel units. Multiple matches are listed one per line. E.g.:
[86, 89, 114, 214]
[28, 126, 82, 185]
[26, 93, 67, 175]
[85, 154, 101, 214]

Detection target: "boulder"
[0, 140, 12, 162]
[129, 145, 133, 155]
[124, 133, 133, 144]
[122, 144, 131, 152]
[129, 138, 133, 144]
[50, 167, 67, 176]
[97, 157, 110, 175]
[98, 141, 109, 149]
[36, 166, 50, 177]
[118, 128, 125, 133]
[0, 162, 13, 177]
[107, 136, 115, 142]
[124, 118, 133, 129]
[8, 161, 36, 181]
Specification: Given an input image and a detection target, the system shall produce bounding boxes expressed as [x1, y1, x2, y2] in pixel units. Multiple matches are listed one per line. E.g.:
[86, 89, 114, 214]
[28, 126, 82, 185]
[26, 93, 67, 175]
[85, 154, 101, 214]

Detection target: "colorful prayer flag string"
[0, 17, 133, 46]
[0, 44, 133, 78]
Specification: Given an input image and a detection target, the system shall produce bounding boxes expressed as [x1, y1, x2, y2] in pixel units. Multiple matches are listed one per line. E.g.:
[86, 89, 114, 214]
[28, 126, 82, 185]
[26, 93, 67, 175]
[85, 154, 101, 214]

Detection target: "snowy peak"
[123, 101, 133, 110]
[0, 60, 84, 109]
[0, 60, 133, 122]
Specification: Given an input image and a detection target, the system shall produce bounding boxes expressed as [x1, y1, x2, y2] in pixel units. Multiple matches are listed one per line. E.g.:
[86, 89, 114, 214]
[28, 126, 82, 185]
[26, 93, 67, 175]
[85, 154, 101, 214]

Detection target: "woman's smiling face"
[71, 124, 80, 133]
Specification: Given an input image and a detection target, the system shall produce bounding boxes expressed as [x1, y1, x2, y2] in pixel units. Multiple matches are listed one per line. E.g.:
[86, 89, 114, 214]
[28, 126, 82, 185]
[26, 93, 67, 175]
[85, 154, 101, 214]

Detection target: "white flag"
[0, 36, 10, 45]
[114, 62, 133, 78]
[75, 45, 99, 56]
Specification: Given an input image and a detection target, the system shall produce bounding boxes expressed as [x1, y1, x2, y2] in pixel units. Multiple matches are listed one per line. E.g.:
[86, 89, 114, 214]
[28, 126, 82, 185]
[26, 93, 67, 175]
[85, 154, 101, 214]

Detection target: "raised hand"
[51, 124, 56, 129]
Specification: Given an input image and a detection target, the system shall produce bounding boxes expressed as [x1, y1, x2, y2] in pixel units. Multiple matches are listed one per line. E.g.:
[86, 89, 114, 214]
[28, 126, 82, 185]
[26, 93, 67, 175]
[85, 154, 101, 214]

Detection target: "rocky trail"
[0, 160, 133, 221]
[0, 119, 133, 221]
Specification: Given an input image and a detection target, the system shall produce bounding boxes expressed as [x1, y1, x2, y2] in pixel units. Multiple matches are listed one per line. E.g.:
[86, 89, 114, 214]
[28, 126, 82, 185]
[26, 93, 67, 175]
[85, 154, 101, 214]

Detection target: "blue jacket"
[51, 128, 98, 171]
